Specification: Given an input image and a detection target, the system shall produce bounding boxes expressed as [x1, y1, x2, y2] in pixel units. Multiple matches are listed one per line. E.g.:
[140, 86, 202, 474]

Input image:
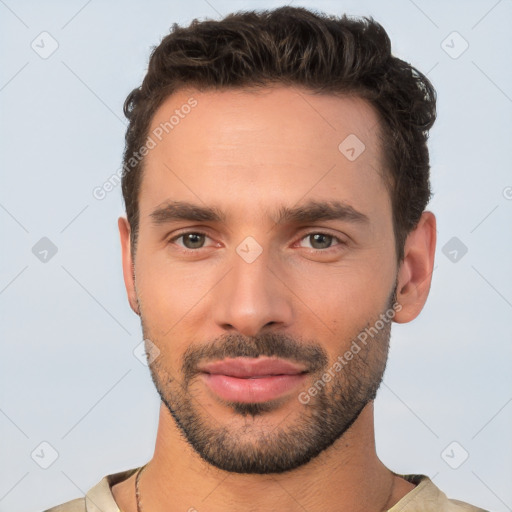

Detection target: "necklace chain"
[135, 464, 148, 512]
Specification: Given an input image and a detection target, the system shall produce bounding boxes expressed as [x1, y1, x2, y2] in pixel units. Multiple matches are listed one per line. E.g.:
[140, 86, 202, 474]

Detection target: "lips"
[198, 357, 309, 403]
[198, 356, 308, 378]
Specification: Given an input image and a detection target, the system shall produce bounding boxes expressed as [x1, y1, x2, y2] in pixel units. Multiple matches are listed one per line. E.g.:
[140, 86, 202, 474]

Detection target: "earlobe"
[118, 217, 140, 316]
[393, 211, 436, 324]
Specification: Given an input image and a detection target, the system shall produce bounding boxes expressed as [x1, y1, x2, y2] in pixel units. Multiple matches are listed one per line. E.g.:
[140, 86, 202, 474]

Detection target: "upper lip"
[198, 357, 308, 378]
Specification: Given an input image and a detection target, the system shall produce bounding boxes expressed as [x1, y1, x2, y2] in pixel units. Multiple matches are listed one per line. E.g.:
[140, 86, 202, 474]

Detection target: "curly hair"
[122, 6, 436, 262]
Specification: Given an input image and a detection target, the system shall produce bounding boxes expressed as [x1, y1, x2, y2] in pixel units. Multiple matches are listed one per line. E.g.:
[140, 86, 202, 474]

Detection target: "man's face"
[129, 86, 398, 473]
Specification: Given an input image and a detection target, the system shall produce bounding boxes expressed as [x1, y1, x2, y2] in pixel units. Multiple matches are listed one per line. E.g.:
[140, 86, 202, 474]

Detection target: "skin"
[113, 86, 436, 512]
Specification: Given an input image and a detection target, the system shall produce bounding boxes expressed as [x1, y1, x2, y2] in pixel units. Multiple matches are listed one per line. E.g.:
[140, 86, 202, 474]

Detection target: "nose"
[211, 245, 294, 337]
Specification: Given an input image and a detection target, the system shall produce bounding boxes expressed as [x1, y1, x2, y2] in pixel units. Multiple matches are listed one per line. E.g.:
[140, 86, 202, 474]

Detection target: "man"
[45, 6, 489, 512]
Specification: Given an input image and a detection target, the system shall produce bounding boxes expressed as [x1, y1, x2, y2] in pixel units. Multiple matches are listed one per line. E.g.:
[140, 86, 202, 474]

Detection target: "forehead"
[139, 86, 389, 221]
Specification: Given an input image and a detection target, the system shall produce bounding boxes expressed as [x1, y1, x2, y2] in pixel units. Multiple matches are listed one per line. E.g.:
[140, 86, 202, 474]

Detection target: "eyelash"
[168, 230, 345, 253]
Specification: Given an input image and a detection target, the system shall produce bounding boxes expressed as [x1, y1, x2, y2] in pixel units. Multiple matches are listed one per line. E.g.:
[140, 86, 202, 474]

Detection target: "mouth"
[198, 357, 309, 403]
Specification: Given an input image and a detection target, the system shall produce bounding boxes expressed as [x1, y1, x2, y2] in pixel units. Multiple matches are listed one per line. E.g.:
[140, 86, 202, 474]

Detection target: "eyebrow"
[149, 199, 369, 226]
[274, 200, 369, 225]
[150, 201, 225, 225]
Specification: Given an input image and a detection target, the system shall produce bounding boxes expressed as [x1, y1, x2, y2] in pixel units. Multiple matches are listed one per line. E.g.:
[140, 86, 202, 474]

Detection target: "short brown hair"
[122, 6, 436, 262]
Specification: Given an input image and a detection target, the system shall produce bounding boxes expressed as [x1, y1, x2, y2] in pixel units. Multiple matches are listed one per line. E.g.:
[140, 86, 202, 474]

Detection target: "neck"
[126, 402, 413, 512]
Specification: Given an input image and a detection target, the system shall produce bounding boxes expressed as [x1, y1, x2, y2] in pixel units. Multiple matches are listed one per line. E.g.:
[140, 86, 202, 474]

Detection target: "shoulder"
[40, 467, 139, 512]
[42, 497, 86, 512]
[390, 475, 490, 512]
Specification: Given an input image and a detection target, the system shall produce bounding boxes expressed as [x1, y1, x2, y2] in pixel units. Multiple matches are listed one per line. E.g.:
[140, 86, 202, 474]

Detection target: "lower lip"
[201, 373, 308, 403]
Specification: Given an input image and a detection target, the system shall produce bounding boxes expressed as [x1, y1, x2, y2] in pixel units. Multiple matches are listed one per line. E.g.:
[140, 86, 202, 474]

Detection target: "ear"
[393, 211, 436, 323]
[118, 217, 140, 316]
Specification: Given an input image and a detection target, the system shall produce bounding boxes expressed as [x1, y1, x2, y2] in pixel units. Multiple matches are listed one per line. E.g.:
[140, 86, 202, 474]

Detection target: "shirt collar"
[85, 467, 140, 512]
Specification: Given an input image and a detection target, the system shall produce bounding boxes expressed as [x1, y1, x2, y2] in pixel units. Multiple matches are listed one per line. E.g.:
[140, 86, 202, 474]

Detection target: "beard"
[140, 286, 396, 475]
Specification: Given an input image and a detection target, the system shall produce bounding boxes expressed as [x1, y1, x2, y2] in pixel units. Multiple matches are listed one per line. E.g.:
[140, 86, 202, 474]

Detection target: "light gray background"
[1, 1, 511, 511]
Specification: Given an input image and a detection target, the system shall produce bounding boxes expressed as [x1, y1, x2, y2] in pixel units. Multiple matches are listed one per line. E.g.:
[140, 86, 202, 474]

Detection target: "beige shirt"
[43, 468, 489, 512]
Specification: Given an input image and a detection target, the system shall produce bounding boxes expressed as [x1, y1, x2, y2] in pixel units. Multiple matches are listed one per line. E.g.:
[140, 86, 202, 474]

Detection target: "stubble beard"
[139, 289, 395, 474]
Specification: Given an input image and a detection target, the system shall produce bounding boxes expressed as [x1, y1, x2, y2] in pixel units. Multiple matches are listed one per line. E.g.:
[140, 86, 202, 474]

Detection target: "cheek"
[284, 251, 395, 331]
[135, 246, 219, 337]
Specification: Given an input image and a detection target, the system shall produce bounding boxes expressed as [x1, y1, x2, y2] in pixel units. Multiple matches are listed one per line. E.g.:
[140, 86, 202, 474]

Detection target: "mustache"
[182, 332, 328, 382]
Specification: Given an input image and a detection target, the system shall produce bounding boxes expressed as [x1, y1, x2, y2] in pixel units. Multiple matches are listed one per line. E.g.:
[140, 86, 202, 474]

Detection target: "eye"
[170, 231, 212, 250]
[297, 232, 343, 251]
